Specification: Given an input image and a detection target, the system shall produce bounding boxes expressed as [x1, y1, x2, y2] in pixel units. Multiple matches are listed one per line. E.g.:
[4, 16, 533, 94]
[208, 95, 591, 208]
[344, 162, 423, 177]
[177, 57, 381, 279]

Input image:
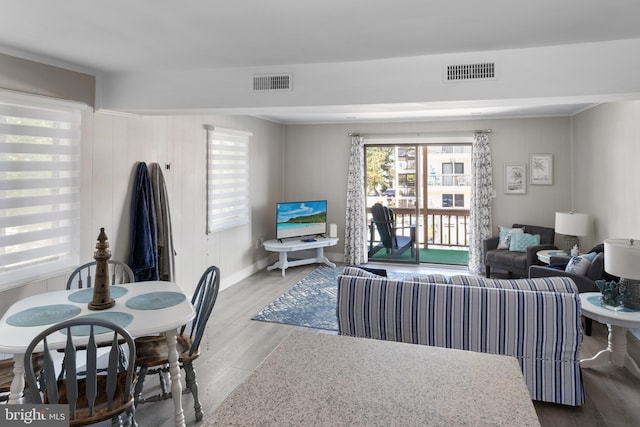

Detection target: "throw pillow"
[565, 252, 597, 276]
[497, 226, 524, 249]
[509, 233, 541, 252]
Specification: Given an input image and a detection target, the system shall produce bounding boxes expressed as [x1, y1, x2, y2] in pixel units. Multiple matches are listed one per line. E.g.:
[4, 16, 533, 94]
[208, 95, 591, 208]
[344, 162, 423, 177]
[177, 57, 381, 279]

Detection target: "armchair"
[368, 203, 415, 259]
[529, 245, 616, 335]
[484, 224, 557, 278]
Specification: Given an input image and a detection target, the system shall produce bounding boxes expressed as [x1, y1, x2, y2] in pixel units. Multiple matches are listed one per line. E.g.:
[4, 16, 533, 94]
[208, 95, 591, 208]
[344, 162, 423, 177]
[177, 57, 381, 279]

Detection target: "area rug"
[251, 266, 413, 331]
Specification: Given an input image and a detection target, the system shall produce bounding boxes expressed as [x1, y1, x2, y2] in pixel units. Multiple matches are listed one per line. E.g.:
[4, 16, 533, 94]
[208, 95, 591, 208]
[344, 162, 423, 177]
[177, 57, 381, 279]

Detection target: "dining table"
[0, 280, 195, 427]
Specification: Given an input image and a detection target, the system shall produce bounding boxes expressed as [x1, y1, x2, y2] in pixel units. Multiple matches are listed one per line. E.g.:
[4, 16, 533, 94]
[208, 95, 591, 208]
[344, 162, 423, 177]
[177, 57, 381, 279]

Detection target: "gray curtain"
[468, 132, 493, 275]
[344, 135, 368, 265]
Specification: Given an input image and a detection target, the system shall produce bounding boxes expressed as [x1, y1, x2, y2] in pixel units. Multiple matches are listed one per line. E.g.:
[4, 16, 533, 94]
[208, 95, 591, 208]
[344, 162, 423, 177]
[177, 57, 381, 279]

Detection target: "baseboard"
[220, 255, 275, 292]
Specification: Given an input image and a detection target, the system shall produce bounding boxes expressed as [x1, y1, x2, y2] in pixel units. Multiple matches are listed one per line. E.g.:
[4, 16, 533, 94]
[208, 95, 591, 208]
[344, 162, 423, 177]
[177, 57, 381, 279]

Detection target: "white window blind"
[205, 125, 252, 234]
[0, 92, 82, 288]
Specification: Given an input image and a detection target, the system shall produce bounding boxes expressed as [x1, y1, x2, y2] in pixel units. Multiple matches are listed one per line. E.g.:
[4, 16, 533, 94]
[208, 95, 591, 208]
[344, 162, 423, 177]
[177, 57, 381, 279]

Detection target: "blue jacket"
[129, 162, 159, 281]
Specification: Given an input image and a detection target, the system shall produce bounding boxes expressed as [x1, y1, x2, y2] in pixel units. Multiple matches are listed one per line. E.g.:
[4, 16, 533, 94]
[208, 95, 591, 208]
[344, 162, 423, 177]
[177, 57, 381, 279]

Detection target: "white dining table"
[0, 280, 195, 427]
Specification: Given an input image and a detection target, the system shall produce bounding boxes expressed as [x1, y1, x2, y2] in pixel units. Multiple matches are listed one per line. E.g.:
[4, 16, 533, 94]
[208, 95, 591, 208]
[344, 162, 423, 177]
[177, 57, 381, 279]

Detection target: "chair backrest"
[23, 318, 136, 423]
[67, 260, 135, 289]
[370, 203, 395, 248]
[182, 265, 220, 356]
[512, 224, 555, 245]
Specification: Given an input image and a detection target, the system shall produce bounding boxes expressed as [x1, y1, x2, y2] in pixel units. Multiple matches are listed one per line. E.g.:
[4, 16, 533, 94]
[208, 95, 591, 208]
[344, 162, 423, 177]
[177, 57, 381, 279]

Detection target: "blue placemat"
[125, 291, 186, 310]
[68, 286, 128, 303]
[586, 295, 635, 312]
[6, 304, 81, 327]
[62, 312, 134, 336]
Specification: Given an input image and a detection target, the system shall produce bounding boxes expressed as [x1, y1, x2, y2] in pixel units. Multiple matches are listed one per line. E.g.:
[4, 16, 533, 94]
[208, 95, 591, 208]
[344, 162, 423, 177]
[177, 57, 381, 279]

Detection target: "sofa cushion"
[509, 233, 541, 252]
[497, 226, 524, 249]
[485, 249, 528, 270]
[449, 275, 578, 293]
[411, 274, 450, 284]
[586, 252, 605, 281]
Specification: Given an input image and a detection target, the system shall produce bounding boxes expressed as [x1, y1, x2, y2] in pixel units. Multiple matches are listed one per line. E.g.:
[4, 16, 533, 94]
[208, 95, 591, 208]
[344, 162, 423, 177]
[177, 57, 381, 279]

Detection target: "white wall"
[0, 112, 284, 317]
[572, 101, 640, 248]
[284, 116, 573, 260]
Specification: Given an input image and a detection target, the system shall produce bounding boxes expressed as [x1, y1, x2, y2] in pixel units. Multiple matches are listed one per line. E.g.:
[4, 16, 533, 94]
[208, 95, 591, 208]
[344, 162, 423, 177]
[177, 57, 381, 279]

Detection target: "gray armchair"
[484, 224, 557, 278]
[529, 246, 615, 336]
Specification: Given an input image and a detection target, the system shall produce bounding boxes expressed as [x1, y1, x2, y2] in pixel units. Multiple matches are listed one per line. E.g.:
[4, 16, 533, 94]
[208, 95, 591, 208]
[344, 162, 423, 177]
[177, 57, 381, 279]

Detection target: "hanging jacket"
[129, 162, 159, 281]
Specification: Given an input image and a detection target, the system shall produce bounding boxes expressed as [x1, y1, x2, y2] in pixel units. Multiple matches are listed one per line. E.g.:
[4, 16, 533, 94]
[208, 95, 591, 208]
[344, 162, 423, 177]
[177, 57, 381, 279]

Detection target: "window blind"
[205, 125, 252, 234]
[0, 94, 82, 287]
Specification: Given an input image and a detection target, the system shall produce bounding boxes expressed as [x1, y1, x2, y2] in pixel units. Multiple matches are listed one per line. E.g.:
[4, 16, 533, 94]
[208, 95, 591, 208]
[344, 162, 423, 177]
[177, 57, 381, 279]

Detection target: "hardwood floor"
[132, 264, 640, 427]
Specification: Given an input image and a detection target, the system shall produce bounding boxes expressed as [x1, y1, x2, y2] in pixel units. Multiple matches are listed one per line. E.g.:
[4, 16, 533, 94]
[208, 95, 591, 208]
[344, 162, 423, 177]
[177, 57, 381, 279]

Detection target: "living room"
[1, 2, 640, 425]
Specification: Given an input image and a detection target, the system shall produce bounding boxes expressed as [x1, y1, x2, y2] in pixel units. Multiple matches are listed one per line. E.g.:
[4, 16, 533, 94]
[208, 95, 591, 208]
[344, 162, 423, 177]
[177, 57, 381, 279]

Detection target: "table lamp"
[555, 212, 590, 253]
[604, 238, 640, 310]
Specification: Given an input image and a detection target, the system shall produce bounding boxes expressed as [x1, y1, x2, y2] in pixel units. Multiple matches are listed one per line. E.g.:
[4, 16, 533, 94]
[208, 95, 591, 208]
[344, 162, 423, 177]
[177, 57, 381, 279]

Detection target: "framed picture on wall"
[530, 154, 553, 185]
[504, 163, 526, 194]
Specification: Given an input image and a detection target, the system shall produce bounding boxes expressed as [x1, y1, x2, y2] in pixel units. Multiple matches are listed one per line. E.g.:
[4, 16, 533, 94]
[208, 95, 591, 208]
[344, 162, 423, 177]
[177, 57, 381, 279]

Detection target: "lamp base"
[621, 278, 640, 310]
[563, 236, 579, 254]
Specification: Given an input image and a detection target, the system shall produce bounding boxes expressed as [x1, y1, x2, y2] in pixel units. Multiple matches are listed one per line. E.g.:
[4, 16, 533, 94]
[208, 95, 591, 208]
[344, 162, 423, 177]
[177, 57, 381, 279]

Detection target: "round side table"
[579, 292, 640, 378]
[536, 249, 570, 264]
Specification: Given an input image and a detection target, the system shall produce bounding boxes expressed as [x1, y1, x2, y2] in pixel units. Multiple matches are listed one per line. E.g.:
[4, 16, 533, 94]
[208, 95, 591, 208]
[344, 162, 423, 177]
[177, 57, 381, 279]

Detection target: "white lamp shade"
[604, 238, 640, 279]
[554, 212, 590, 236]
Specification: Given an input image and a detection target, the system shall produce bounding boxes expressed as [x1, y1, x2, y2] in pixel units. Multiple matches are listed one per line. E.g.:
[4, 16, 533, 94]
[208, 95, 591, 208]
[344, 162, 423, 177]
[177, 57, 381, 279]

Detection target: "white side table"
[263, 237, 339, 276]
[579, 292, 640, 378]
[536, 249, 570, 264]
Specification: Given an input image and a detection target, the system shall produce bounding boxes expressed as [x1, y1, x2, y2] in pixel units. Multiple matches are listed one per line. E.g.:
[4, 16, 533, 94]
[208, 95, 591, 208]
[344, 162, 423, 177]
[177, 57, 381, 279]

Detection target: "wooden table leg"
[165, 330, 186, 427]
[8, 354, 25, 403]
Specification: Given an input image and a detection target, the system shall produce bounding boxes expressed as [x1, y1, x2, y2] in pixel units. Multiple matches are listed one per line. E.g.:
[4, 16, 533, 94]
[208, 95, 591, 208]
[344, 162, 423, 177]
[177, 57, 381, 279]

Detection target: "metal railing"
[367, 207, 470, 249]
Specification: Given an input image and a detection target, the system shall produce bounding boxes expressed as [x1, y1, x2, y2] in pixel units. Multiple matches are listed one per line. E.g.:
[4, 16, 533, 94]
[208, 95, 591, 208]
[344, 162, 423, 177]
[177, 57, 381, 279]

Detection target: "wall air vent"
[445, 63, 495, 82]
[253, 73, 292, 91]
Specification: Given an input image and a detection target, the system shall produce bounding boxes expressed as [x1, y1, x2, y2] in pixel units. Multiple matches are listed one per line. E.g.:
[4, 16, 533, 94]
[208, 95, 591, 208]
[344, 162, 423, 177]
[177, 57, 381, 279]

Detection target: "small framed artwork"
[504, 163, 526, 194]
[530, 154, 553, 185]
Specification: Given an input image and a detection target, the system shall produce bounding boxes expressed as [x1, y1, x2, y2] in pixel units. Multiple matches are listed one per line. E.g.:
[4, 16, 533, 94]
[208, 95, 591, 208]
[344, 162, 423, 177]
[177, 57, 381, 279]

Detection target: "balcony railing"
[367, 207, 470, 249]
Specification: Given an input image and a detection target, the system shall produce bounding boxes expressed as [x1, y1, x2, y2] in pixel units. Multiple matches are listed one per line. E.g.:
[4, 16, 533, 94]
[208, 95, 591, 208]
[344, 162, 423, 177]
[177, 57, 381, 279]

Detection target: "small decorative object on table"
[595, 279, 630, 310]
[89, 227, 115, 310]
[570, 244, 579, 257]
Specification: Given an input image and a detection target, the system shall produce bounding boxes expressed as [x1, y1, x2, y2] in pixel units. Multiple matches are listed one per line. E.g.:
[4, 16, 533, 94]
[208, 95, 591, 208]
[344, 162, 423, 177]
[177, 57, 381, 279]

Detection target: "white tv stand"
[263, 237, 339, 276]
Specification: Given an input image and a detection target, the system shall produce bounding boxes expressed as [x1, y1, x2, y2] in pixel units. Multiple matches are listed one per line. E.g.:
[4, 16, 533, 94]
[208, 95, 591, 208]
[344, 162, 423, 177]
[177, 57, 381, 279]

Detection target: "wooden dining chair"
[67, 260, 134, 289]
[133, 265, 220, 422]
[23, 318, 138, 426]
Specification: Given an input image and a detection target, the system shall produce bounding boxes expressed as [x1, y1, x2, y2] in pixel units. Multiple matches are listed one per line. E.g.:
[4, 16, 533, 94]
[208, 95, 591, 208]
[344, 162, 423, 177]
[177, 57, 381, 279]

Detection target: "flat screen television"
[276, 200, 327, 240]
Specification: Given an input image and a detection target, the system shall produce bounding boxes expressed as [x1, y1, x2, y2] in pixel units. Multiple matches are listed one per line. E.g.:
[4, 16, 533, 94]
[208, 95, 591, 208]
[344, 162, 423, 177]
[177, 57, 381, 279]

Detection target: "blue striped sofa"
[336, 267, 585, 406]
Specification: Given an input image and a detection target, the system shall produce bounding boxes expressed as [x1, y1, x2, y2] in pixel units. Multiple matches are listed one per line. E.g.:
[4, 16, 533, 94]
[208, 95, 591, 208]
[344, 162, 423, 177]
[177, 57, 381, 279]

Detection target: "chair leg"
[485, 266, 491, 278]
[134, 367, 148, 406]
[184, 362, 203, 421]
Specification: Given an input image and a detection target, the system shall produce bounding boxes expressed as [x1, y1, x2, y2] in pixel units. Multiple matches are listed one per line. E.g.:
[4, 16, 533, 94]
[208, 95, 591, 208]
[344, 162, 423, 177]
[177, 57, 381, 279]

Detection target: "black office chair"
[67, 260, 134, 289]
[133, 265, 220, 421]
[23, 318, 137, 426]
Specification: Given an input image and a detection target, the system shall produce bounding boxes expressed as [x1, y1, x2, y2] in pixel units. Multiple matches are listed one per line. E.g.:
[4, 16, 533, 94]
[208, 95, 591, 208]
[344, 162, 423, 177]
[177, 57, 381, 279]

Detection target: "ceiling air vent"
[445, 63, 495, 82]
[253, 73, 292, 91]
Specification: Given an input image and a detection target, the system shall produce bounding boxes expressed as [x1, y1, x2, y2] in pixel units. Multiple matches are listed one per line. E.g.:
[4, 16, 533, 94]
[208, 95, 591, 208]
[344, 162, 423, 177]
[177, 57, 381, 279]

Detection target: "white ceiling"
[2, 0, 640, 123]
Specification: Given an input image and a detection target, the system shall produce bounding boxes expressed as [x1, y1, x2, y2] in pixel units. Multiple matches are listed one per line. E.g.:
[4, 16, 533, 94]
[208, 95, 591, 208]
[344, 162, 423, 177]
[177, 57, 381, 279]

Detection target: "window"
[0, 92, 83, 288]
[205, 125, 252, 233]
[442, 194, 465, 208]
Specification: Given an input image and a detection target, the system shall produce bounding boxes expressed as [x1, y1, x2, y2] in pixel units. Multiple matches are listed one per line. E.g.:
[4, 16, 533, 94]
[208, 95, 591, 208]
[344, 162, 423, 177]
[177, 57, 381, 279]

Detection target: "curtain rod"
[348, 129, 491, 137]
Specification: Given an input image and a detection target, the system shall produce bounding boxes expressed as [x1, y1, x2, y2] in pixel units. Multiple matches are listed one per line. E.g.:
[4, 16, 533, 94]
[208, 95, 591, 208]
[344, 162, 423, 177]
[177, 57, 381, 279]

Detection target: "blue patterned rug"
[251, 266, 413, 331]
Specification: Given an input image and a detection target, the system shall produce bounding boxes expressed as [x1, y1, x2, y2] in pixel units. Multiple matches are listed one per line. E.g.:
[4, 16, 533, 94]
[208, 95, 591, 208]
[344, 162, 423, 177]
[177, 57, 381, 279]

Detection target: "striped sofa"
[336, 267, 585, 406]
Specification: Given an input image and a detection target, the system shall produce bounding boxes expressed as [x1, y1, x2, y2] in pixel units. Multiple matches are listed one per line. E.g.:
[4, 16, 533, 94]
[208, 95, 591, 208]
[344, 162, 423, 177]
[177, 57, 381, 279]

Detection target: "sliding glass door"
[365, 144, 420, 263]
[365, 141, 471, 265]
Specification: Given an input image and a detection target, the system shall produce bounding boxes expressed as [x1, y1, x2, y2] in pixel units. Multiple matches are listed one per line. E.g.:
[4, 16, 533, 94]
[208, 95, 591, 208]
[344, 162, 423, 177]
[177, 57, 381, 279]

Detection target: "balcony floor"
[369, 247, 469, 265]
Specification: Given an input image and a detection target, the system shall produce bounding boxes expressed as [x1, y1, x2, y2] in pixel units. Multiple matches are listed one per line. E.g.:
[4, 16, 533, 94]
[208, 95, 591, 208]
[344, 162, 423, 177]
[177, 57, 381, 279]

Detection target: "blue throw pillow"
[509, 233, 541, 252]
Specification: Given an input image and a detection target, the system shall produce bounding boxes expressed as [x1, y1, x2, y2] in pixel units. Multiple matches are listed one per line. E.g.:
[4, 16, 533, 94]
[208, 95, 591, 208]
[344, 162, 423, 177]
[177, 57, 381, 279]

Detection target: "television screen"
[276, 200, 327, 240]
